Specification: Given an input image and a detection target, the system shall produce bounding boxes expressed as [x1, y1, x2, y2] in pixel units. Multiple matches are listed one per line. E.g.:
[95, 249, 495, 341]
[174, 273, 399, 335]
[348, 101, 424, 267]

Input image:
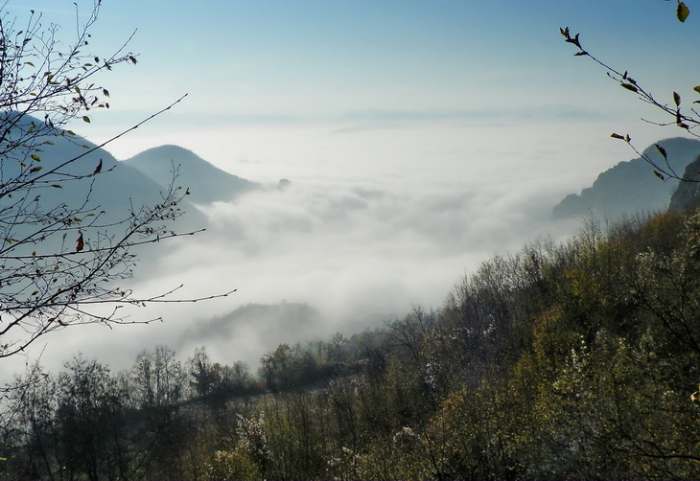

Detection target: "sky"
[5, 0, 698, 181]
[2, 0, 699, 373]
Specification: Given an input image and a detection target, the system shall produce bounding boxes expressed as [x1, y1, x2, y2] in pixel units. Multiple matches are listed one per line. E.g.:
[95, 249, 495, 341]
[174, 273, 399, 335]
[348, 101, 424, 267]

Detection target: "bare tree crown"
[0, 2, 233, 361]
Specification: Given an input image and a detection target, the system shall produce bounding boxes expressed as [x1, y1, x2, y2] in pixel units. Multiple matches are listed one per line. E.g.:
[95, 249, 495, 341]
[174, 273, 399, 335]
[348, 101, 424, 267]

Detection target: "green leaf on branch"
[621, 83, 638, 93]
[678, 1, 690, 22]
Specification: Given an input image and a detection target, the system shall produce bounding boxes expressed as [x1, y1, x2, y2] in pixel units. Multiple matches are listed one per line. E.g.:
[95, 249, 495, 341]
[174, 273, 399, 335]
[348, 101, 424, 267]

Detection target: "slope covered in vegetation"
[2, 209, 699, 480]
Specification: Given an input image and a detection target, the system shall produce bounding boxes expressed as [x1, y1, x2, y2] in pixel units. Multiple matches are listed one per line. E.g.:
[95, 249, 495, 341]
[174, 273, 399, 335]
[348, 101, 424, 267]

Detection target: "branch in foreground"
[561, 26, 700, 183]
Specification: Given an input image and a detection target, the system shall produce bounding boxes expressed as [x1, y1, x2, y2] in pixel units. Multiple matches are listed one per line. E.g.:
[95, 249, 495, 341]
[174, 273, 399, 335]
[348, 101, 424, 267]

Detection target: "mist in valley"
[4, 112, 688, 376]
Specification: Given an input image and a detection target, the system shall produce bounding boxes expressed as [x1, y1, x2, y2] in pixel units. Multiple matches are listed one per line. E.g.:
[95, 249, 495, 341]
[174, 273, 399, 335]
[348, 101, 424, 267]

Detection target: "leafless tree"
[0, 1, 234, 362]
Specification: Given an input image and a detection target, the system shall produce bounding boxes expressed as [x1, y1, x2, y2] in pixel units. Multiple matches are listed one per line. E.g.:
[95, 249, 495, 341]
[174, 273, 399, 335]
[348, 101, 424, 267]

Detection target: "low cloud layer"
[4, 175, 578, 378]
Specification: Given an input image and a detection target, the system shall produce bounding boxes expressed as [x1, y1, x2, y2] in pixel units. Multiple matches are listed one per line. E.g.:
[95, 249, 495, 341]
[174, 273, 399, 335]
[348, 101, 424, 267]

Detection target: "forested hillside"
[2, 208, 699, 481]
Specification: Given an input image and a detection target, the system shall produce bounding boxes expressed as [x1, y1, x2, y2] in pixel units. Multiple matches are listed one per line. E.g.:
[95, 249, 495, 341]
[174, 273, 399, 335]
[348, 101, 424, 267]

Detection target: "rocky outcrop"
[669, 155, 700, 212]
[554, 138, 700, 220]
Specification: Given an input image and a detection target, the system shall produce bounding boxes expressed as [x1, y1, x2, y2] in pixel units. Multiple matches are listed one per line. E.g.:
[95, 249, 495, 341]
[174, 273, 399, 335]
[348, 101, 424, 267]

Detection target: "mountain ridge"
[553, 137, 700, 220]
[123, 145, 258, 205]
[669, 155, 700, 212]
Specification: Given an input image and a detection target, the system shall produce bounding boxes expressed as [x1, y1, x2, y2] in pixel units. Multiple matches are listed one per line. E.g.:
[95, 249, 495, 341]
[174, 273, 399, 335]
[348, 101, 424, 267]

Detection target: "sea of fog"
[3, 117, 664, 377]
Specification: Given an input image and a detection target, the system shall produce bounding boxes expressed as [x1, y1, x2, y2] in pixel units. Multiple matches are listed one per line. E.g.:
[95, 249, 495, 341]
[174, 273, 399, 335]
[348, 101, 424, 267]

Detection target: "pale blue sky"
[5, 1, 698, 183]
[9, 1, 697, 115]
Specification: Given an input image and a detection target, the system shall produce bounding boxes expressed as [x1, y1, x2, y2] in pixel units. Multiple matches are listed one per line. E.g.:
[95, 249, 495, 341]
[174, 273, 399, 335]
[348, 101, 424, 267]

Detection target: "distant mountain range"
[553, 137, 700, 220]
[3, 115, 259, 230]
[0, 114, 261, 270]
[2, 115, 181, 225]
[124, 145, 257, 205]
